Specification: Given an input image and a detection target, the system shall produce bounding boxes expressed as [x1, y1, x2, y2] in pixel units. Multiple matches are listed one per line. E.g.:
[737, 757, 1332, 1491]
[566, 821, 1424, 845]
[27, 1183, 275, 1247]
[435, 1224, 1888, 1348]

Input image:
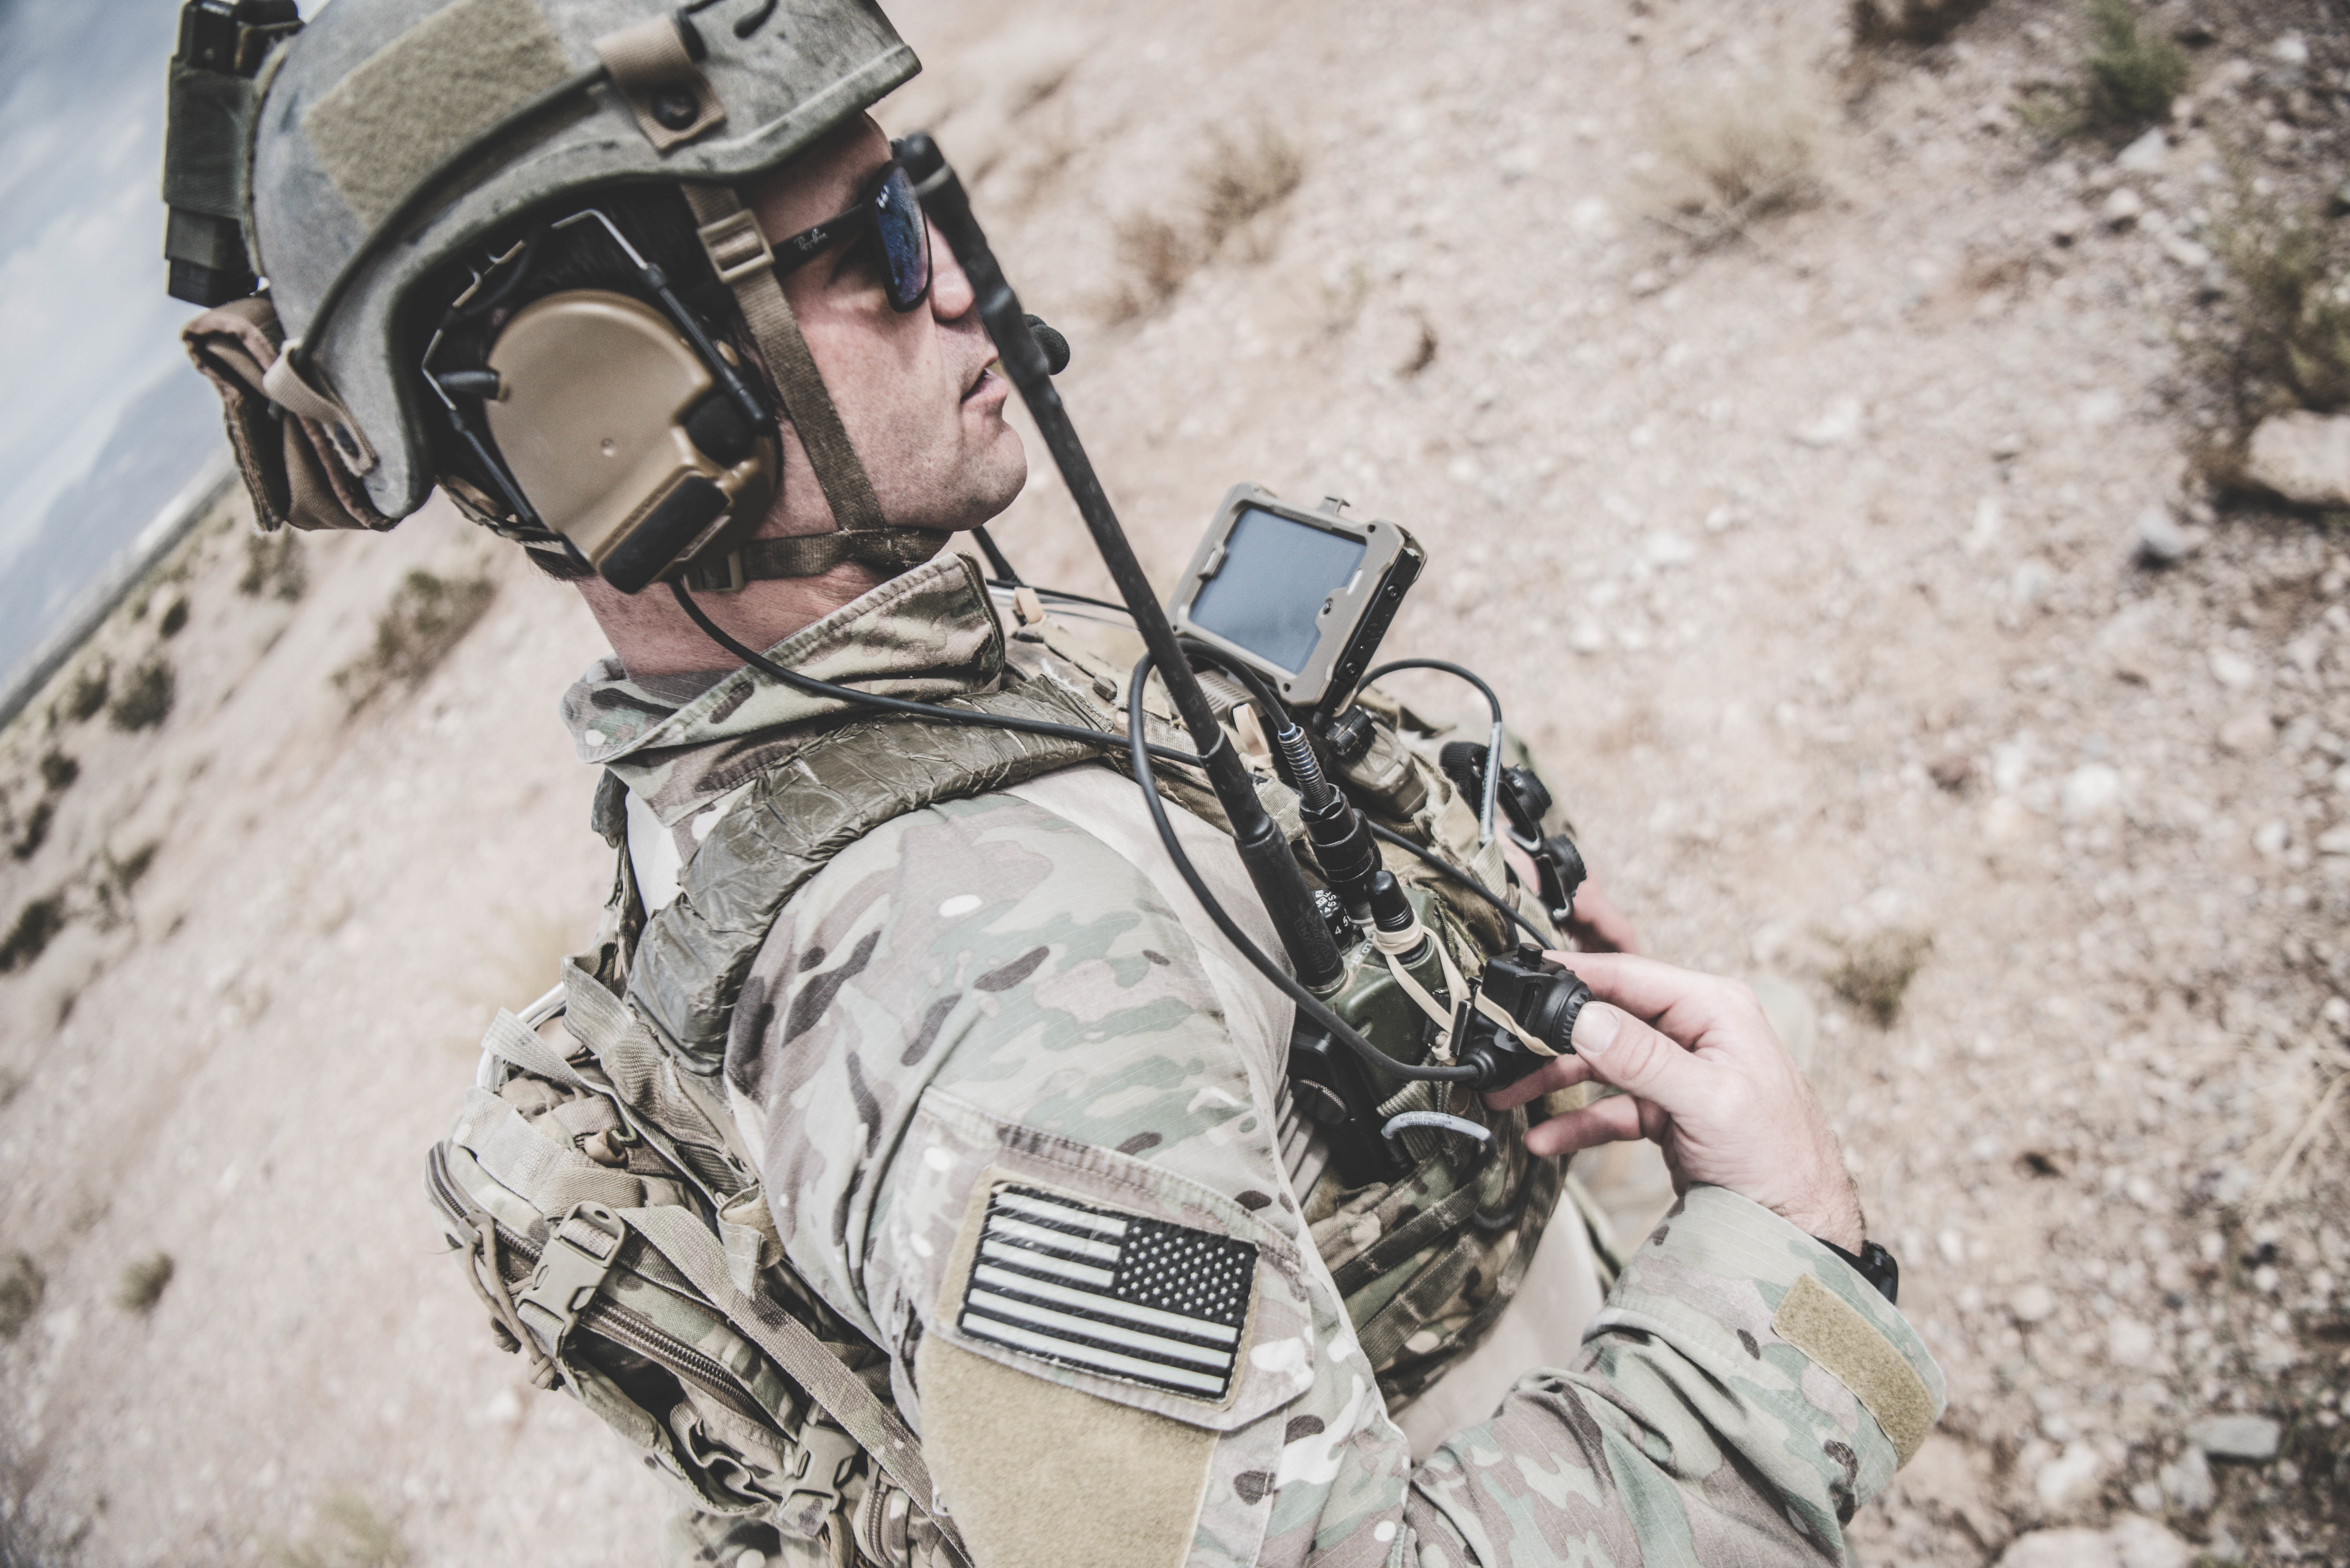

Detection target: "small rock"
[2219, 708, 2275, 754]
[2328, 181, 2350, 220]
[2244, 411, 2350, 508]
[1930, 754, 1975, 792]
[2077, 387, 2126, 426]
[1793, 395, 1864, 448]
[2134, 504, 2192, 565]
[2033, 1439, 2105, 1508]
[1997, 1528, 2108, 1568]
[2062, 763, 2123, 821]
[2106, 1315, 2157, 1367]
[2012, 1282, 2058, 1323]
[2187, 1413, 2280, 1461]
[2115, 128, 2169, 174]
[2159, 1445, 2217, 1512]
[2208, 646, 2257, 688]
[2253, 819, 2290, 857]
[2010, 559, 2057, 608]
[2108, 1515, 2192, 1568]
[2271, 31, 2310, 66]
[2102, 186, 2147, 227]
[2317, 825, 2350, 855]
[1642, 530, 1697, 568]
[2051, 206, 2089, 245]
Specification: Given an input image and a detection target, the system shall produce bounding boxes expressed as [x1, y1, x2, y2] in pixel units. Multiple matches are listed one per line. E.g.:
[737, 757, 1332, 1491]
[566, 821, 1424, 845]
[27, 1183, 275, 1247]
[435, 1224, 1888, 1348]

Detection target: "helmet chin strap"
[680, 184, 950, 588]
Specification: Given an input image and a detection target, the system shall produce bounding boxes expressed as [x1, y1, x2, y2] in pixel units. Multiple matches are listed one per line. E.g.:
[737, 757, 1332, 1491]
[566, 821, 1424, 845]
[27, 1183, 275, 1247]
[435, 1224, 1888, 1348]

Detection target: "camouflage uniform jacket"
[563, 555, 1947, 1567]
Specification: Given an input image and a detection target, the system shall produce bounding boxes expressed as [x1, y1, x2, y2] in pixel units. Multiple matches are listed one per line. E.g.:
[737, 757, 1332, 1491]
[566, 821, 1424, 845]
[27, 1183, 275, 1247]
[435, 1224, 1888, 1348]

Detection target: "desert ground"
[3, 0, 2347, 1563]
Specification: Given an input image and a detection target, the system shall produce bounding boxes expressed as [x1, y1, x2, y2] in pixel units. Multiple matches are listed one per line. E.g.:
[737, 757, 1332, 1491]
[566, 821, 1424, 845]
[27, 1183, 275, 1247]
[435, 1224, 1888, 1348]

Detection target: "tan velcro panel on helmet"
[303, 0, 573, 228]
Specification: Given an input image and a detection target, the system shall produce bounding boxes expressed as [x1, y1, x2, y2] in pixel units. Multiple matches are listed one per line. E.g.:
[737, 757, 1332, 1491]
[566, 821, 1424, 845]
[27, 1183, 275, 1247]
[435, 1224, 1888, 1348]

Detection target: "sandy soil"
[3, 0, 2346, 1563]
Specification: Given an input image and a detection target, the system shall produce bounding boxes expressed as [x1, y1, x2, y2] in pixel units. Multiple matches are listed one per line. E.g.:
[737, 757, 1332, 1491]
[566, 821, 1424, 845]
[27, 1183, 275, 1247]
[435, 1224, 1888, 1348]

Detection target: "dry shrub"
[239, 529, 308, 601]
[38, 751, 78, 794]
[61, 660, 110, 725]
[109, 658, 176, 732]
[10, 800, 51, 862]
[2206, 187, 2350, 419]
[1107, 125, 1305, 319]
[0, 895, 65, 973]
[335, 568, 497, 713]
[1850, 0, 1991, 45]
[116, 1251, 174, 1314]
[157, 597, 190, 638]
[0, 1251, 42, 1339]
[1652, 67, 1821, 248]
[2021, 0, 2191, 140]
[1828, 928, 1933, 1027]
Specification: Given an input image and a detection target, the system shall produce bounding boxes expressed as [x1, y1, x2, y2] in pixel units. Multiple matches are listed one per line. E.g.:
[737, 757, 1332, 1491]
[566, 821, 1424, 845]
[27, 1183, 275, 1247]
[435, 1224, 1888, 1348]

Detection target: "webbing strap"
[482, 1008, 595, 1091]
[683, 185, 884, 534]
[622, 1206, 972, 1567]
[458, 1091, 648, 1211]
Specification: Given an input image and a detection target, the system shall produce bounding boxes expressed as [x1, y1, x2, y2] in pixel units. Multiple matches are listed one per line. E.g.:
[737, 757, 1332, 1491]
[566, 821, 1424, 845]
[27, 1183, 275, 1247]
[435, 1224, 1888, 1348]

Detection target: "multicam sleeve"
[732, 789, 1942, 1568]
[1402, 1185, 1947, 1566]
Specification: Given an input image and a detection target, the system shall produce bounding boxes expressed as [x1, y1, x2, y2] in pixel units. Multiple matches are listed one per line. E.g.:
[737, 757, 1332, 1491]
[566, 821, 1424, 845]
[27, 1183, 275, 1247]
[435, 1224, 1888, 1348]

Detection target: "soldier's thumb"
[1570, 1002, 1707, 1112]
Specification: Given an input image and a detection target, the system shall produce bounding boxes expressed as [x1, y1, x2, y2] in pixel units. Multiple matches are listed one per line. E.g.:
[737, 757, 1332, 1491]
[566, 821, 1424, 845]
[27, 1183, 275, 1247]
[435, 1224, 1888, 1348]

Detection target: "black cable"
[1367, 822, 1550, 947]
[969, 526, 1021, 585]
[1361, 658, 1505, 844]
[669, 582, 1207, 769]
[1127, 652, 1481, 1086]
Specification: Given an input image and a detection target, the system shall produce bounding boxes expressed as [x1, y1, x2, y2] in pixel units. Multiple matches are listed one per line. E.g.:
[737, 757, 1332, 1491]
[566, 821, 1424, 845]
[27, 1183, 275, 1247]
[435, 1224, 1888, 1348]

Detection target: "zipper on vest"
[426, 1143, 775, 1427]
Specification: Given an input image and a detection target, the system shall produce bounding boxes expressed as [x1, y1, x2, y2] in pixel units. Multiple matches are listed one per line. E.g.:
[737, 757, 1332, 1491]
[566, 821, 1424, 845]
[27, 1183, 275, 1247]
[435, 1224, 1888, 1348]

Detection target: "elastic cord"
[668, 581, 1206, 769]
[1126, 652, 1480, 1086]
[1366, 821, 1550, 947]
[1361, 658, 1505, 844]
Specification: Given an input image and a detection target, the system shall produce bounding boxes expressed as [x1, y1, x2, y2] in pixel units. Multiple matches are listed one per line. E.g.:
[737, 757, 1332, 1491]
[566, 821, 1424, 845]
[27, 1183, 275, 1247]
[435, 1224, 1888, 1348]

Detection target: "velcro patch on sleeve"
[1772, 1273, 1936, 1466]
[959, 1184, 1256, 1402]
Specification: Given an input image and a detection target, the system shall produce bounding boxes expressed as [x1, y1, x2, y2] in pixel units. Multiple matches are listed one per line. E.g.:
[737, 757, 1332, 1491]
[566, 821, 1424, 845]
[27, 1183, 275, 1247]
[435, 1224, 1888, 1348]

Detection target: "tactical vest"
[429, 662, 1602, 1567]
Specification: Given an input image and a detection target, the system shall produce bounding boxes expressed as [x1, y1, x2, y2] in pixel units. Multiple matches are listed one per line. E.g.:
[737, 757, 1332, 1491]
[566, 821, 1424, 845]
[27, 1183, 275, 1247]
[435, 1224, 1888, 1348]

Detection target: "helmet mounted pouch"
[482, 290, 776, 593]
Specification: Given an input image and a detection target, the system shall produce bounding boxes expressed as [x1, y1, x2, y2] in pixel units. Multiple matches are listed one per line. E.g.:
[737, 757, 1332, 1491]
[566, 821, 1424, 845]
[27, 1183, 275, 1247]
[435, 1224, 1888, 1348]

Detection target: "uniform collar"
[561, 553, 1006, 819]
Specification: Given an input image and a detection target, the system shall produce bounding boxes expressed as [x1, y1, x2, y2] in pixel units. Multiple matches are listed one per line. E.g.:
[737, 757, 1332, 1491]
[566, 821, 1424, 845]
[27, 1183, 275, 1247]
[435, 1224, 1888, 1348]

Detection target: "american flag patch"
[958, 1184, 1256, 1401]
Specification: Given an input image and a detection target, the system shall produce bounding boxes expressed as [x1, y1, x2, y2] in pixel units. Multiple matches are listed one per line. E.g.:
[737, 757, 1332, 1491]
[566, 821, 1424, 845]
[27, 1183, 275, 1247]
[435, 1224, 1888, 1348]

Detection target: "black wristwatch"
[1816, 1237, 1900, 1305]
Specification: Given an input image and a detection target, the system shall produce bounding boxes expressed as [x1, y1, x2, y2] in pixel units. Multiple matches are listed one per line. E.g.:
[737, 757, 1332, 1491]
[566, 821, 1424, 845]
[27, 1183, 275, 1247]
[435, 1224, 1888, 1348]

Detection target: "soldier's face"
[743, 118, 1027, 533]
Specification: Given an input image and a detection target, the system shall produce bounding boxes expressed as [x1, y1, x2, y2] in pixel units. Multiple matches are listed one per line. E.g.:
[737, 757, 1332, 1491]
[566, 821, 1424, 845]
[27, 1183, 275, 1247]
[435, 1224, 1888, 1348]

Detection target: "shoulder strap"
[628, 673, 1116, 1072]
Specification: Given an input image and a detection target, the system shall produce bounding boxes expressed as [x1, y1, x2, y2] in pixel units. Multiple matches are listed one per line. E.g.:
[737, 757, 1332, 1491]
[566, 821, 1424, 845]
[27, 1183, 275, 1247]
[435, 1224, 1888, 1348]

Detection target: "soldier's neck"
[574, 560, 888, 680]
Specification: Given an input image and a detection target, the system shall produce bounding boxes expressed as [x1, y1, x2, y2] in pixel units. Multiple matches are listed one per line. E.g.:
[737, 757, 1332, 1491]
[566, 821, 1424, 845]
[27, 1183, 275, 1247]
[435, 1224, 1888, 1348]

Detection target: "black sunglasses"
[770, 158, 931, 312]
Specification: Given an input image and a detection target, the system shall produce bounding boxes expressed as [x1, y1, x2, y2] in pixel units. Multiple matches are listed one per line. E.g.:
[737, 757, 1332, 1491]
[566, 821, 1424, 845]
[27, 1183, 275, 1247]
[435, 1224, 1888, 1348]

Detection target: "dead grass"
[114, 1252, 174, 1315]
[1106, 125, 1305, 320]
[1827, 928, 1933, 1026]
[0, 1251, 41, 1339]
[1650, 66, 1822, 250]
[334, 569, 497, 714]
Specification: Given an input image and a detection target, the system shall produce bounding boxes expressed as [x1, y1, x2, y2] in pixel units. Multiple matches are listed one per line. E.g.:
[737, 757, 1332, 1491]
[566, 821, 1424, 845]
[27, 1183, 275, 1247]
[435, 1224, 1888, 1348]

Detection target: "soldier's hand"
[1483, 953, 1863, 1251]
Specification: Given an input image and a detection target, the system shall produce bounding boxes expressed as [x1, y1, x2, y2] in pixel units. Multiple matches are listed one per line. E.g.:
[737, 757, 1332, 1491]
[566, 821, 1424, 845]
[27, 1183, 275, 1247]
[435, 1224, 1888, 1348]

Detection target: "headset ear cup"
[602, 476, 731, 593]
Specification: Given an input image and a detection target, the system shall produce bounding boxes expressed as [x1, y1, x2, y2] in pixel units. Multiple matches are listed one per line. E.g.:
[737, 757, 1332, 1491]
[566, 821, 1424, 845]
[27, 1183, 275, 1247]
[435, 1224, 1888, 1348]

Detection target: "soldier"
[169, 0, 1939, 1563]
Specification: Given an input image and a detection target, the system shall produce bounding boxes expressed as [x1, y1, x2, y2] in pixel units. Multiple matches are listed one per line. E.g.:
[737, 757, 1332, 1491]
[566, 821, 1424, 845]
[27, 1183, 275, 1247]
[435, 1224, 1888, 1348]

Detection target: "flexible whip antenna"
[899, 133, 1342, 991]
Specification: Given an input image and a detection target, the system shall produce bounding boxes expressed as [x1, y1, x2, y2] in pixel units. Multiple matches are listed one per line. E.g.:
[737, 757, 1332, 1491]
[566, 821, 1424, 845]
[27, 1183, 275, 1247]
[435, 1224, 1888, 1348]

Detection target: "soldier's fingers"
[1479, 1050, 1597, 1110]
[1522, 1092, 1646, 1158]
[1567, 1001, 1714, 1117]
[1551, 952, 1766, 1045]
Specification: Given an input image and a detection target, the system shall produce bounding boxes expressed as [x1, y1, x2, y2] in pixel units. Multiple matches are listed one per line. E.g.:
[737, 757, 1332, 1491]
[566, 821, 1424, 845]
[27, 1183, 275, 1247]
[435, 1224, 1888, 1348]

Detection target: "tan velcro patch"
[917, 1336, 1212, 1568]
[1771, 1273, 1935, 1466]
[304, 0, 574, 228]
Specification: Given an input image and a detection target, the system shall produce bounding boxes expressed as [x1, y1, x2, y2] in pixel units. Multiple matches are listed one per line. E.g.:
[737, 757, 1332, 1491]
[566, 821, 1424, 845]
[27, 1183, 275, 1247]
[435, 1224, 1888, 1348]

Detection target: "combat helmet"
[169, 0, 932, 589]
